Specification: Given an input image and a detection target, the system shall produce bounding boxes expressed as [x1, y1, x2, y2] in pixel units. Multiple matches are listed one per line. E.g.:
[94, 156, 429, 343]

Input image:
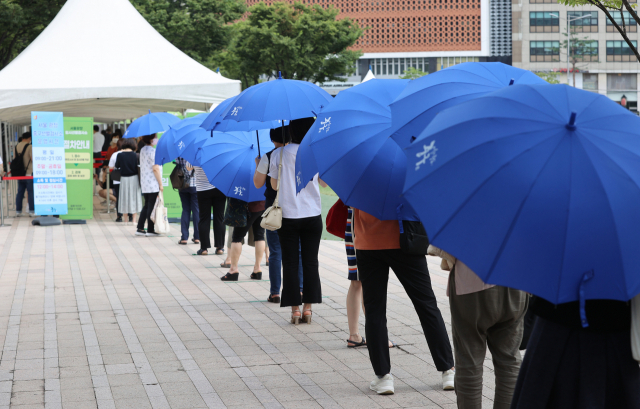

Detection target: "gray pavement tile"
[164, 394, 208, 409]
[60, 387, 96, 402]
[10, 390, 44, 405]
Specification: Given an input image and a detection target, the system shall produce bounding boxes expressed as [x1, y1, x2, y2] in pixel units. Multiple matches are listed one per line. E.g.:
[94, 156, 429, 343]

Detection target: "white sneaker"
[15, 212, 22, 217]
[370, 374, 394, 395]
[442, 369, 455, 390]
[28, 212, 35, 217]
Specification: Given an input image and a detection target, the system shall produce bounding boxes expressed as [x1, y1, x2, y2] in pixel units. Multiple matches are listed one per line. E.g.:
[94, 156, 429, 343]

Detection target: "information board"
[60, 117, 93, 220]
[31, 112, 68, 215]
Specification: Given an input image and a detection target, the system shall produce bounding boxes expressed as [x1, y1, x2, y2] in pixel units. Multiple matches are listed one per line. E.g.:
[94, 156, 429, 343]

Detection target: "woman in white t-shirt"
[269, 118, 327, 324]
[136, 134, 163, 237]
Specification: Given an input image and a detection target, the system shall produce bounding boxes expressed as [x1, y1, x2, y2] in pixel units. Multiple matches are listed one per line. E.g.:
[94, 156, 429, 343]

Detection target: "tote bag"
[151, 194, 170, 234]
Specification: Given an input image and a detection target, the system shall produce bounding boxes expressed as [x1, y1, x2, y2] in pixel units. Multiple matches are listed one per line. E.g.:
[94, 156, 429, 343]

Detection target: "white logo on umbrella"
[415, 140, 437, 171]
[234, 186, 246, 196]
[296, 171, 302, 186]
[231, 107, 243, 116]
[178, 141, 185, 150]
[318, 117, 331, 133]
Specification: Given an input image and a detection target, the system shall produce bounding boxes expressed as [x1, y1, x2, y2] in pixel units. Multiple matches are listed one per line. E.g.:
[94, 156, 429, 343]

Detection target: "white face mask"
[152, 138, 158, 147]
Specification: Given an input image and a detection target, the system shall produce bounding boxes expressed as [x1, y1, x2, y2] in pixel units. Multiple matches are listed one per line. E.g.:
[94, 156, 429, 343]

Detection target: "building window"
[607, 73, 637, 91]
[530, 41, 560, 62]
[606, 40, 638, 61]
[571, 40, 598, 62]
[400, 58, 405, 74]
[582, 73, 598, 91]
[394, 58, 399, 75]
[529, 0, 557, 5]
[606, 11, 637, 32]
[568, 11, 598, 33]
[530, 12, 559, 32]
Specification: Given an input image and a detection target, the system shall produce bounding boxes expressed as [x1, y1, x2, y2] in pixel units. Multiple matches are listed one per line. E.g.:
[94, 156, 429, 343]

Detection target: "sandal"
[266, 261, 269, 267]
[291, 310, 301, 325]
[302, 309, 312, 324]
[347, 336, 366, 348]
[221, 272, 239, 281]
[267, 294, 280, 303]
[250, 272, 262, 280]
[220, 262, 231, 268]
[389, 340, 397, 348]
[216, 248, 225, 255]
[196, 249, 208, 256]
[192, 238, 200, 244]
[178, 240, 188, 245]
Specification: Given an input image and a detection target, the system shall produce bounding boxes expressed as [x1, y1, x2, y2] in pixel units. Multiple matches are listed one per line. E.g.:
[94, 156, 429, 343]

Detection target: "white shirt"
[194, 166, 215, 192]
[139, 145, 159, 193]
[256, 154, 269, 175]
[268, 144, 321, 219]
[108, 151, 121, 185]
[93, 132, 104, 153]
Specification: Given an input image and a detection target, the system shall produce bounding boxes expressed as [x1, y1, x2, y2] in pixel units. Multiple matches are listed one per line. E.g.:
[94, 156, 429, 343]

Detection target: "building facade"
[513, 0, 640, 111]
[246, 0, 512, 92]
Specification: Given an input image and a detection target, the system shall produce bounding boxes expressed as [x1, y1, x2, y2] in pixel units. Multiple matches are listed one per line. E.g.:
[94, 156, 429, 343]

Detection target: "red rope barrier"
[2, 176, 33, 180]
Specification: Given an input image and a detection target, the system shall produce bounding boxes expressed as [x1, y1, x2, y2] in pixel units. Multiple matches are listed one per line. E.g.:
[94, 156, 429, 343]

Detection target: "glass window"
[376, 58, 381, 75]
[607, 11, 637, 32]
[412, 57, 417, 69]
[423, 59, 429, 72]
[400, 58, 405, 74]
[382, 58, 387, 75]
[582, 73, 598, 90]
[418, 57, 423, 72]
[606, 40, 638, 62]
[571, 40, 598, 62]
[394, 58, 399, 74]
[529, 0, 557, 3]
[530, 12, 560, 33]
[607, 73, 637, 90]
[530, 41, 560, 62]
[568, 11, 598, 33]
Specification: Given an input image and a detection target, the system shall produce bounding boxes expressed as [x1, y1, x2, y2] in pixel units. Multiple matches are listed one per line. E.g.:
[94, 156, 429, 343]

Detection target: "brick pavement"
[0, 202, 498, 408]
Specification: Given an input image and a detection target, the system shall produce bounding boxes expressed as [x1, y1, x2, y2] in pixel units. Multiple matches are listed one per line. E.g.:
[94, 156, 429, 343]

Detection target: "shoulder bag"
[261, 147, 284, 231]
[223, 197, 248, 227]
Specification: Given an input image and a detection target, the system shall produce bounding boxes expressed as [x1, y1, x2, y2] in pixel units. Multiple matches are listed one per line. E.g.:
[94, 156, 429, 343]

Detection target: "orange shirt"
[353, 208, 400, 250]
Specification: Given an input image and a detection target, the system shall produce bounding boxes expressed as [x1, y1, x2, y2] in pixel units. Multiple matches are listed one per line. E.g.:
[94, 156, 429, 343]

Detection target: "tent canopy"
[0, 0, 240, 125]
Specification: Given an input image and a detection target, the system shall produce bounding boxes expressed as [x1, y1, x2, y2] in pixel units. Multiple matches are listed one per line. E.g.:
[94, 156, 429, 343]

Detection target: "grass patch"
[320, 186, 337, 196]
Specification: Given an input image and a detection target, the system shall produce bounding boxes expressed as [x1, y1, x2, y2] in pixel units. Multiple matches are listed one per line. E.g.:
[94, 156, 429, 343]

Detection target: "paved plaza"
[0, 200, 498, 409]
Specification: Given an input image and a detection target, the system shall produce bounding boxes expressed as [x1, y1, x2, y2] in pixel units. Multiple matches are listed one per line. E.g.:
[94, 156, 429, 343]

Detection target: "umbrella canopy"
[219, 75, 333, 123]
[124, 111, 180, 138]
[196, 130, 274, 202]
[403, 84, 640, 314]
[296, 79, 411, 220]
[155, 114, 209, 165]
[389, 62, 546, 149]
[176, 127, 210, 165]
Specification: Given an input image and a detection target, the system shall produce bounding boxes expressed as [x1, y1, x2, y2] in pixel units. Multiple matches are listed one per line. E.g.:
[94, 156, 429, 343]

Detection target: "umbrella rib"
[317, 127, 391, 177]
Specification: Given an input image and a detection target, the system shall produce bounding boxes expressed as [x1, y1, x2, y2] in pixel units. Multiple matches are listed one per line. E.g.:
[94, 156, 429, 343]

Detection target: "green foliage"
[213, 2, 364, 89]
[0, 0, 66, 70]
[399, 67, 428, 80]
[132, 0, 246, 64]
[534, 71, 561, 84]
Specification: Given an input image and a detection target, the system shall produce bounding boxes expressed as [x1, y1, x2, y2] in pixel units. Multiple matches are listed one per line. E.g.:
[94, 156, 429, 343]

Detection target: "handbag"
[261, 146, 284, 231]
[223, 197, 248, 227]
[151, 194, 170, 234]
[110, 169, 121, 182]
[326, 198, 348, 239]
[631, 293, 640, 361]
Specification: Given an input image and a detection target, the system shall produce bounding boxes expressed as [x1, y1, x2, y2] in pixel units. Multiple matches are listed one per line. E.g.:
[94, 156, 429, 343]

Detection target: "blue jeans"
[178, 187, 199, 241]
[266, 229, 303, 296]
[16, 179, 34, 212]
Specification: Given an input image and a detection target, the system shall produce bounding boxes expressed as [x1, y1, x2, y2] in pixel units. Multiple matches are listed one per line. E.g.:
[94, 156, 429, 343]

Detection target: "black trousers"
[232, 210, 265, 243]
[137, 192, 158, 233]
[277, 216, 322, 307]
[197, 188, 226, 251]
[357, 249, 454, 375]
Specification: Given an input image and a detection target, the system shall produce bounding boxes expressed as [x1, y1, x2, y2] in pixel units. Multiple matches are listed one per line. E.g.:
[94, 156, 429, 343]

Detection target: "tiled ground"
[0, 198, 498, 409]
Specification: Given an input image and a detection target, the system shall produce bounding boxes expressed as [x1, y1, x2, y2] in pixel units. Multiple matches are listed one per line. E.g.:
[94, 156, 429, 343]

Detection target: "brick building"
[246, 0, 511, 91]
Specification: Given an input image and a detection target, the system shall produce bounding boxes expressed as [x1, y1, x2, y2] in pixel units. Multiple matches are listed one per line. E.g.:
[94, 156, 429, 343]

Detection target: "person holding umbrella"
[136, 134, 163, 236]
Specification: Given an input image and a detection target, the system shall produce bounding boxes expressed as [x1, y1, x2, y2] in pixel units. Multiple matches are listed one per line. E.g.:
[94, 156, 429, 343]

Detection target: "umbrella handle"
[256, 130, 261, 157]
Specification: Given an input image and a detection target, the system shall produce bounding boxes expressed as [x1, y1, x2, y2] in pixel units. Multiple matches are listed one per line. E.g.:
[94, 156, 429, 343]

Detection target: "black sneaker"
[115, 217, 123, 222]
[128, 215, 133, 222]
[146, 231, 160, 237]
[135, 230, 146, 236]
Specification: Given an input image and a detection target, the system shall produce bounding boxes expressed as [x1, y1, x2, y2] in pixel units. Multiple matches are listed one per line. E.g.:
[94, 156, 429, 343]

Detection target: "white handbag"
[261, 147, 284, 231]
[151, 193, 170, 234]
[631, 293, 640, 361]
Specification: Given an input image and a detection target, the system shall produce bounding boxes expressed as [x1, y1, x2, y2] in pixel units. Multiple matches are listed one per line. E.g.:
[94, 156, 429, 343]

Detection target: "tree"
[399, 67, 428, 80]
[132, 0, 246, 64]
[559, 30, 599, 86]
[0, 0, 66, 70]
[534, 71, 561, 84]
[560, 0, 640, 62]
[214, 2, 364, 89]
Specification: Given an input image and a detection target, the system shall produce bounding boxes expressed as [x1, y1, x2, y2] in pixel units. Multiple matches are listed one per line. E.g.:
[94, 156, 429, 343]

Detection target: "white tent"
[0, 0, 241, 125]
[362, 69, 376, 83]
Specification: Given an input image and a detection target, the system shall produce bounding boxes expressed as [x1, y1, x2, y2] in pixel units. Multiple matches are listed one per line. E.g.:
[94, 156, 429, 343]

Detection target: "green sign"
[61, 117, 94, 220]
[162, 162, 182, 220]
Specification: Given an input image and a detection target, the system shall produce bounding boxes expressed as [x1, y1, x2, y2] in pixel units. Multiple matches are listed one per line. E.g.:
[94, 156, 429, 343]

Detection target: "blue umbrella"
[176, 126, 210, 165]
[219, 74, 332, 123]
[403, 84, 640, 322]
[196, 130, 274, 202]
[388, 62, 546, 149]
[155, 114, 209, 165]
[123, 111, 180, 138]
[296, 79, 411, 220]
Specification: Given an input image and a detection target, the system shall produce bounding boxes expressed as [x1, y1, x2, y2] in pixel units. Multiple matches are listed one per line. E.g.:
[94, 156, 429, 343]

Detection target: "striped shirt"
[194, 166, 215, 192]
[345, 207, 358, 280]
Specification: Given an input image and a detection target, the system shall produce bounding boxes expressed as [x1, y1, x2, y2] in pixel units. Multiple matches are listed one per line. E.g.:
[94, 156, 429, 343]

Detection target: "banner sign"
[60, 117, 93, 220]
[31, 112, 68, 215]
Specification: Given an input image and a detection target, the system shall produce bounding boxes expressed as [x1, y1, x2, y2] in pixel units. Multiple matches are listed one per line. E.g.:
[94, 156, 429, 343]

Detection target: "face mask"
[152, 138, 158, 147]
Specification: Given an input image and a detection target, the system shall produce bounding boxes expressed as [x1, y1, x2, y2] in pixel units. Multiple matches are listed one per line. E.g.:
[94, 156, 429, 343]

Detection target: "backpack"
[10, 143, 31, 177]
[169, 161, 192, 190]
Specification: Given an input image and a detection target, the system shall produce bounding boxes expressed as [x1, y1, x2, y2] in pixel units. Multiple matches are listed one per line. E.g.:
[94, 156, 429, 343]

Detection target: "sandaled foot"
[267, 294, 280, 303]
[220, 262, 231, 268]
[347, 335, 366, 348]
[196, 249, 208, 255]
[302, 309, 312, 324]
[216, 248, 225, 255]
[221, 272, 239, 281]
[192, 238, 200, 244]
[389, 340, 397, 348]
[291, 310, 301, 324]
[250, 272, 262, 280]
[178, 240, 188, 245]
